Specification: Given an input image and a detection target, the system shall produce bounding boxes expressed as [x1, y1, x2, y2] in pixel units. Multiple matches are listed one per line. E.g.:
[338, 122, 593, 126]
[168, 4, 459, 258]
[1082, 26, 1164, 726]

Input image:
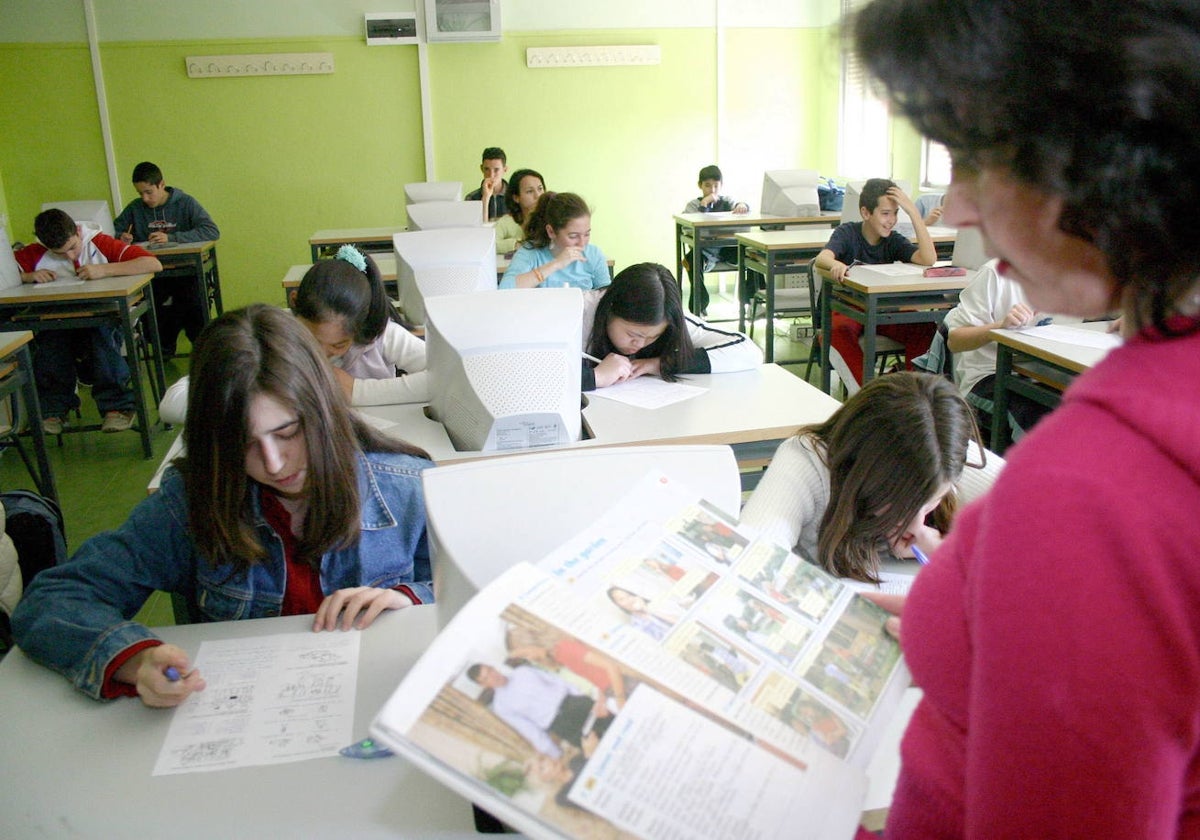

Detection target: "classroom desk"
[735, 227, 960, 365]
[0, 330, 58, 503]
[0, 609, 480, 840]
[282, 255, 399, 307]
[0, 274, 166, 459]
[989, 321, 1119, 454]
[674, 211, 840, 315]
[819, 262, 968, 394]
[147, 240, 223, 324]
[309, 226, 407, 261]
[363, 363, 842, 491]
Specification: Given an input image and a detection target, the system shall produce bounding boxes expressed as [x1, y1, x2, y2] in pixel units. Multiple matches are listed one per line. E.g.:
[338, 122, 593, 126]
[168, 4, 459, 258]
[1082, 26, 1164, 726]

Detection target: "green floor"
[0, 280, 825, 630]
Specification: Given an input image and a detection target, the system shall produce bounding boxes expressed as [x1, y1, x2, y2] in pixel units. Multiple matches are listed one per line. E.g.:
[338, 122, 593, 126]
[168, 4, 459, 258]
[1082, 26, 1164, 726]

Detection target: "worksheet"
[588, 376, 708, 409]
[153, 631, 360, 775]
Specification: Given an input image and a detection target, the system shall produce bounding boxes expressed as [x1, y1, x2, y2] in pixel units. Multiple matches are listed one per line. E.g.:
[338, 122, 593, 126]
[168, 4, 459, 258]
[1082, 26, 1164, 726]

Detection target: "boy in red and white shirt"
[15, 209, 161, 434]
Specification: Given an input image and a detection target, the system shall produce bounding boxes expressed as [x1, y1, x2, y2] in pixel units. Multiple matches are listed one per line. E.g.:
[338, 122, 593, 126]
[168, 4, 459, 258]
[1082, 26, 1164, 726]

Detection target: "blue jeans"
[31, 324, 135, 417]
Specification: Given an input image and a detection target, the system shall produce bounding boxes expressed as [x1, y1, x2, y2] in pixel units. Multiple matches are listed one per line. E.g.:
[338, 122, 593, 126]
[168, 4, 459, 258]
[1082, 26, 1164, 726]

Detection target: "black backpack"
[1, 490, 67, 586]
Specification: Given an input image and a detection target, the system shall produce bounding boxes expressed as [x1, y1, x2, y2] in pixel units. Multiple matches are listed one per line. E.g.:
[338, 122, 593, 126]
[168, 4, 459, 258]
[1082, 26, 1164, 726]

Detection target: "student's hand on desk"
[828, 260, 850, 282]
[22, 270, 56, 284]
[314, 586, 414, 632]
[119, 231, 135, 243]
[75, 263, 111, 281]
[120, 643, 206, 708]
[148, 231, 169, 245]
[629, 357, 661, 379]
[594, 353, 634, 387]
[732, 202, 750, 215]
[1002, 302, 1037, 329]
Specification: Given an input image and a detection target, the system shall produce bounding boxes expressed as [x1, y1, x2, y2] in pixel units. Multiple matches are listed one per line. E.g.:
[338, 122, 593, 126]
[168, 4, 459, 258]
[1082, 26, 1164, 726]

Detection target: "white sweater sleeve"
[349, 321, 430, 406]
[685, 315, 763, 373]
[738, 436, 829, 559]
[158, 377, 190, 425]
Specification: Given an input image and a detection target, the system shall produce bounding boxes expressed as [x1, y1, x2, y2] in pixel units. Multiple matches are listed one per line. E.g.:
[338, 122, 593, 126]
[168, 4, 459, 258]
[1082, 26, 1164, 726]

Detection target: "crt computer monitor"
[394, 227, 496, 325]
[950, 226, 989, 270]
[39, 200, 115, 237]
[760, 169, 821, 216]
[425, 287, 583, 453]
[406, 200, 484, 231]
[403, 181, 463, 206]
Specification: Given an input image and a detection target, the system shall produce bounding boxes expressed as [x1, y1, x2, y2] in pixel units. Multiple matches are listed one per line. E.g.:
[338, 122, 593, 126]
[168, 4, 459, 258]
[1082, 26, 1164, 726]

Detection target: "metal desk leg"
[15, 344, 58, 505]
[119, 298, 155, 459]
[690, 229, 704, 315]
[206, 246, 223, 318]
[820, 285, 834, 393]
[764, 252, 776, 364]
[737, 243, 748, 333]
[675, 221, 686, 304]
[860, 300, 878, 386]
[991, 343, 1014, 454]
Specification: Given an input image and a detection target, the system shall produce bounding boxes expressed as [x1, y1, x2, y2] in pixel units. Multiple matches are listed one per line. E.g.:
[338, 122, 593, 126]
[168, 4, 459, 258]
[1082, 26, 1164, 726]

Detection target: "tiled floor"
[0, 280, 835, 630]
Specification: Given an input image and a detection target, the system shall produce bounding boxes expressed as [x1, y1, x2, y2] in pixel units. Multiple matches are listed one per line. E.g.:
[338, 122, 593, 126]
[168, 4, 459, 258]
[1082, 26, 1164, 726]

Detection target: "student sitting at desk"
[682, 164, 751, 315]
[465, 146, 509, 223]
[739, 372, 1000, 585]
[815, 178, 937, 383]
[115, 161, 220, 359]
[14, 208, 162, 435]
[494, 168, 546, 256]
[582, 262, 762, 391]
[942, 257, 1053, 439]
[11, 304, 434, 706]
[499, 192, 611, 290]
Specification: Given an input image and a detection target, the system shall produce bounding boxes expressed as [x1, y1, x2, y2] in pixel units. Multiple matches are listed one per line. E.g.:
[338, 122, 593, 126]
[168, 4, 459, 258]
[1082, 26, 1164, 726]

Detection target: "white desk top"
[675, 210, 840, 228]
[737, 225, 958, 251]
[310, 226, 407, 245]
[990, 320, 1120, 374]
[363, 364, 842, 466]
[282, 255, 399, 287]
[0, 608, 480, 840]
[0, 272, 155, 304]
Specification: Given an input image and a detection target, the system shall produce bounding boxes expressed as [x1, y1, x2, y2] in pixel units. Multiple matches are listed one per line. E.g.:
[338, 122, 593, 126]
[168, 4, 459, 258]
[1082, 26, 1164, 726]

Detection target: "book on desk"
[371, 472, 909, 840]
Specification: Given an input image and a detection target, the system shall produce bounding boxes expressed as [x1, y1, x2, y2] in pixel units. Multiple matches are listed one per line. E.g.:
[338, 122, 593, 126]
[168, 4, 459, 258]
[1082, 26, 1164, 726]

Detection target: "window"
[838, 0, 890, 178]
[921, 139, 952, 188]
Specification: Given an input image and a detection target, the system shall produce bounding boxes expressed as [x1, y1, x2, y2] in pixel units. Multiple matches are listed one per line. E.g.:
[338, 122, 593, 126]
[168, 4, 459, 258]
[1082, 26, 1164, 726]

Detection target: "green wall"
[0, 19, 919, 319]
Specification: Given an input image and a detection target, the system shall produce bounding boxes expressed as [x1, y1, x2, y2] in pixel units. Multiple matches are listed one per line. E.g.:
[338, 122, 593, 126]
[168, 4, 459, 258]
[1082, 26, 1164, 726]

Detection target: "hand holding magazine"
[372, 472, 910, 840]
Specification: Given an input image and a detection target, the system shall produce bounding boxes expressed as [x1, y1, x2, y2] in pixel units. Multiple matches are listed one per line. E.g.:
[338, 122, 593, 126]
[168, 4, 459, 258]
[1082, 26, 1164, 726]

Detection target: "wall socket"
[789, 322, 811, 342]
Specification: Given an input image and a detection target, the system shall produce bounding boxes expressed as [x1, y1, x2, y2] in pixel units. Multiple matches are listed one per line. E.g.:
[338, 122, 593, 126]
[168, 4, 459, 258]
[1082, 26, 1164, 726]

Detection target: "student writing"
[499, 192, 611, 290]
[11, 304, 434, 706]
[739, 372, 999, 584]
[582, 262, 762, 391]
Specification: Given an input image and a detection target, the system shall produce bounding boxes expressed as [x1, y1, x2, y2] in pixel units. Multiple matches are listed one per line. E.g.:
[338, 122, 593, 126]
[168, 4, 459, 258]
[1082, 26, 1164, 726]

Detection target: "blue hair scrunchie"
[336, 244, 367, 273]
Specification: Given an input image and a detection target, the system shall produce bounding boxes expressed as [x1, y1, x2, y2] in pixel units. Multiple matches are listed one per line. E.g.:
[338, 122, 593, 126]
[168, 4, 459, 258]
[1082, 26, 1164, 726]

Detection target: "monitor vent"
[465, 350, 566, 415]
[416, 265, 486, 296]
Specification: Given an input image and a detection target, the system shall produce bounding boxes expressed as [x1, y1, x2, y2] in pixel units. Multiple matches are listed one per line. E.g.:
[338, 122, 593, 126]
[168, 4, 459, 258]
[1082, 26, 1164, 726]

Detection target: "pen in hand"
[911, 545, 930, 566]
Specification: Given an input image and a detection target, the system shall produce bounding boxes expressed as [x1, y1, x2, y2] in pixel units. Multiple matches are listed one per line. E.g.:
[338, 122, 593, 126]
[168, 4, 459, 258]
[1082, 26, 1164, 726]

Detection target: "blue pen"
[911, 545, 930, 566]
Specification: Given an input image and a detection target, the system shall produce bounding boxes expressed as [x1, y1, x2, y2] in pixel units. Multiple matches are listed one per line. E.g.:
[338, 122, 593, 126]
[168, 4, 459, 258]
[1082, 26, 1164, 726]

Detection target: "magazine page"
[373, 563, 864, 840]
[372, 472, 907, 840]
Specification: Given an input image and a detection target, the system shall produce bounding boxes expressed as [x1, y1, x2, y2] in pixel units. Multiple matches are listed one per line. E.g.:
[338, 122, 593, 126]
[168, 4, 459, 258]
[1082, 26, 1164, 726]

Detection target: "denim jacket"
[12, 450, 433, 699]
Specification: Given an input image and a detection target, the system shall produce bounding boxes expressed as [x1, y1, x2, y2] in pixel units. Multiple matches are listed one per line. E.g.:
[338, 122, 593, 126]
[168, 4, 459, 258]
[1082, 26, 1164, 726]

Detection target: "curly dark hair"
[853, 0, 1200, 334]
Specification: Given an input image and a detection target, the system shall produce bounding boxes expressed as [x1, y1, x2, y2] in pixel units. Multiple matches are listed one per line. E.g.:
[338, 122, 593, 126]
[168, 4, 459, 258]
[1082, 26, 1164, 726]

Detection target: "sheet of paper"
[153, 631, 360, 776]
[1016, 323, 1122, 350]
[848, 263, 924, 277]
[30, 277, 86, 289]
[588, 376, 708, 409]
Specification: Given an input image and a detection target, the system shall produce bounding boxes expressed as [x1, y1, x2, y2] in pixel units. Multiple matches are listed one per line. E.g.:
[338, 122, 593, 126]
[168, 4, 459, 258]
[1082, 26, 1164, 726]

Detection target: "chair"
[803, 259, 904, 393]
[422, 445, 741, 624]
[403, 181, 463, 205]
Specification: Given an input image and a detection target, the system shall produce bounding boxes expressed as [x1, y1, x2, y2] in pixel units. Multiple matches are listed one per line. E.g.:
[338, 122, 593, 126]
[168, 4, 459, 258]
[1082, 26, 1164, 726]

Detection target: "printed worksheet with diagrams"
[153, 631, 359, 775]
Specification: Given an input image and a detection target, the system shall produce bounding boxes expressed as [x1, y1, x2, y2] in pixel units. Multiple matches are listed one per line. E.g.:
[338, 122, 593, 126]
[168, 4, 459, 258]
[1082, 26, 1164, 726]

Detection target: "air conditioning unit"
[365, 13, 418, 45]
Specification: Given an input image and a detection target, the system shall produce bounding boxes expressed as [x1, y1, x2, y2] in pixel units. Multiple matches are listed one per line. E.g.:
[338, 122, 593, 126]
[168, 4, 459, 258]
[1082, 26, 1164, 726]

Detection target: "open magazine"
[372, 472, 910, 840]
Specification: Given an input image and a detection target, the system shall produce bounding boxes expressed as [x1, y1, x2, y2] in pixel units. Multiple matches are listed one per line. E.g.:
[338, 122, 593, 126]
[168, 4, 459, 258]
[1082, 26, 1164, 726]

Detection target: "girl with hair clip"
[293, 245, 428, 406]
[12, 304, 434, 707]
[158, 246, 428, 422]
[493, 168, 545, 256]
[499, 192, 611, 290]
[740, 372, 999, 585]
[582, 262, 761, 390]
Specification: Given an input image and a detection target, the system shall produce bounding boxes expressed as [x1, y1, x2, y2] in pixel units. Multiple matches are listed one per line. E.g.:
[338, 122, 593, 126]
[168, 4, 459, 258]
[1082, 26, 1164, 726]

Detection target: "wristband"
[532, 266, 544, 285]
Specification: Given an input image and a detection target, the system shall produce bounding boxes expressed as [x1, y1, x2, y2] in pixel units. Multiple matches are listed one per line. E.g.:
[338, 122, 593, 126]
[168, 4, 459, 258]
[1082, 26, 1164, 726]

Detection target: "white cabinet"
[424, 0, 501, 42]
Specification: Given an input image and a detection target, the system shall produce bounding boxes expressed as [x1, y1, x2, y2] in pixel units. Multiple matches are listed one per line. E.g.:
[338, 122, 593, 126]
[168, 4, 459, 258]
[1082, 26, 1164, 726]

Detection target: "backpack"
[0, 490, 67, 586]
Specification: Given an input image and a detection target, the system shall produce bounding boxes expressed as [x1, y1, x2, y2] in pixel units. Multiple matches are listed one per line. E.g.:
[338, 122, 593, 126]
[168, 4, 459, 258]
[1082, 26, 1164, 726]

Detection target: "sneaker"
[101, 410, 136, 433]
[42, 416, 64, 436]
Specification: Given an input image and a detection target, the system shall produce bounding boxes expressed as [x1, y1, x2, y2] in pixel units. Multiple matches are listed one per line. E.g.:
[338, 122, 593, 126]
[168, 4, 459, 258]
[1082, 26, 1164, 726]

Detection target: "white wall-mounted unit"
[424, 0, 500, 42]
[365, 12, 419, 45]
